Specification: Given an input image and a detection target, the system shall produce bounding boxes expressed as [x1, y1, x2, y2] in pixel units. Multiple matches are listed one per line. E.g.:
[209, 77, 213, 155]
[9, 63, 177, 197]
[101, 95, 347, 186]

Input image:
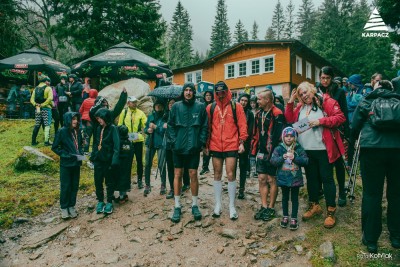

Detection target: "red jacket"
[79, 89, 98, 121]
[285, 94, 346, 163]
[206, 89, 248, 152]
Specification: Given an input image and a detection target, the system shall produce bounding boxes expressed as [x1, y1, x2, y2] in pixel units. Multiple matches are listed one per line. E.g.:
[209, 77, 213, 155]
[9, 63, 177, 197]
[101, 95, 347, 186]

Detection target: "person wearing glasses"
[285, 81, 346, 228]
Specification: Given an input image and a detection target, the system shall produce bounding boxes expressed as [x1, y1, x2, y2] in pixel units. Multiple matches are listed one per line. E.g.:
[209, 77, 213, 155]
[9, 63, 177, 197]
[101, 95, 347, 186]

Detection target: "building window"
[238, 62, 247, 76]
[226, 64, 235, 79]
[185, 73, 193, 83]
[185, 70, 202, 84]
[296, 56, 302, 75]
[251, 59, 260, 74]
[306, 61, 312, 79]
[195, 71, 202, 83]
[264, 57, 274, 73]
[315, 67, 320, 83]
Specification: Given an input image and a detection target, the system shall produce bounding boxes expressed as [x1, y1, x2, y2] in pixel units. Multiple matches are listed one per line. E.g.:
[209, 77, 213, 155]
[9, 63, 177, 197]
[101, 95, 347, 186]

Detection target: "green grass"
[0, 119, 96, 228]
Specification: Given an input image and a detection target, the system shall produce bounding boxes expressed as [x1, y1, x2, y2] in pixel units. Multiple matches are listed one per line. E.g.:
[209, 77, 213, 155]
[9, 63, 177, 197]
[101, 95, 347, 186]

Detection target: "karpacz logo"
[362, 8, 389, 38]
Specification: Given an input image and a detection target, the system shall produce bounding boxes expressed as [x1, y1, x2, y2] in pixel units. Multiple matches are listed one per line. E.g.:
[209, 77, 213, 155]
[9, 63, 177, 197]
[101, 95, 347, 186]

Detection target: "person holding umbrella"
[30, 73, 53, 146]
[143, 99, 167, 196]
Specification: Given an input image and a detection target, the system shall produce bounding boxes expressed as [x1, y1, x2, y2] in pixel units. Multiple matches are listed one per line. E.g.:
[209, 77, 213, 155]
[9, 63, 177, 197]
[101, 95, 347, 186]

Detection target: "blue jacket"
[144, 111, 166, 149]
[270, 142, 308, 187]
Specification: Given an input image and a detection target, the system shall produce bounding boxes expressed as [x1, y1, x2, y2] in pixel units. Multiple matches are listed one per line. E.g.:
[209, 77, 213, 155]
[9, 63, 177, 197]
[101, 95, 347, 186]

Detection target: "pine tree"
[283, 0, 296, 39]
[265, 26, 276, 40]
[234, 19, 248, 43]
[271, 0, 285, 39]
[192, 50, 205, 64]
[167, 1, 194, 69]
[209, 0, 231, 55]
[251, 21, 259, 40]
[0, 0, 24, 58]
[297, 0, 316, 45]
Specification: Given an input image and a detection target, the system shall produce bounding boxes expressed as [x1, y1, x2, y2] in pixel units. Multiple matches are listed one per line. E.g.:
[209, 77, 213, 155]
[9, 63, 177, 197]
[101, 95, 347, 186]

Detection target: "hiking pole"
[346, 134, 361, 204]
[154, 132, 167, 181]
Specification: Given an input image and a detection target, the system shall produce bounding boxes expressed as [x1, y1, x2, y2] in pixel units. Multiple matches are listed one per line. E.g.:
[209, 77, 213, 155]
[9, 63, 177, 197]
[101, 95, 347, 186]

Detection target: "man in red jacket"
[205, 81, 248, 220]
[251, 89, 285, 221]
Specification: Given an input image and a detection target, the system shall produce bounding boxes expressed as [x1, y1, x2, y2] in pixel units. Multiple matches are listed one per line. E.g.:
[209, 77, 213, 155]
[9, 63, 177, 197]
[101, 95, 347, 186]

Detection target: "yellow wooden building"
[171, 40, 344, 100]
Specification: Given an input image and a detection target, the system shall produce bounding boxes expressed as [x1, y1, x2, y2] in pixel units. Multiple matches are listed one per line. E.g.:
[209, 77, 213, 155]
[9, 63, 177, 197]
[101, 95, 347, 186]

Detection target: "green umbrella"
[0, 47, 70, 85]
[72, 42, 173, 80]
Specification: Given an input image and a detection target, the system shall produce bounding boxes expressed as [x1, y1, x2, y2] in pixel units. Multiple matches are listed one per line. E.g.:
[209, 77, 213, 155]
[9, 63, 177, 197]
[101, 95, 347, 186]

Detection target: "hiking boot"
[338, 194, 347, 207]
[96, 202, 105, 214]
[302, 202, 323, 221]
[290, 218, 299, 230]
[362, 235, 378, 253]
[324, 206, 337, 228]
[103, 202, 113, 214]
[252, 172, 258, 178]
[31, 141, 39, 146]
[171, 207, 181, 223]
[61, 208, 70, 219]
[192, 205, 202, 221]
[119, 195, 128, 204]
[44, 141, 53, 146]
[68, 207, 78, 218]
[262, 208, 275, 221]
[238, 189, 245, 200]
[160, 185, 166, 195]
[144, 185, 151, 197]
[280, 216, 289, 228]
[254, 207, 266, 220]
[137, 179, 143, 189]
[199, 168, 210, 175]
[166, 190, 174, 199]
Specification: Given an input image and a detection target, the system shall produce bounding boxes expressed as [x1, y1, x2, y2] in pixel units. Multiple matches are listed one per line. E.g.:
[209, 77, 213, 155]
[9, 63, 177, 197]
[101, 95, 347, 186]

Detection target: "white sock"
[174, 196, 181, 208]
[192, 196, 198, 207]
[213, 180, 222, 214]
[228, 181, 237, 209]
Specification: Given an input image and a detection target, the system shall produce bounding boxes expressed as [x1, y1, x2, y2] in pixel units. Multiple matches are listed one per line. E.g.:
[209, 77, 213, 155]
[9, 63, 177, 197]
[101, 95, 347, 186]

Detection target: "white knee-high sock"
[192, 196, 198, 207]
[213, 180, 222, 214]
[228, 181, 237, 209]
[174, 196, 181, 208]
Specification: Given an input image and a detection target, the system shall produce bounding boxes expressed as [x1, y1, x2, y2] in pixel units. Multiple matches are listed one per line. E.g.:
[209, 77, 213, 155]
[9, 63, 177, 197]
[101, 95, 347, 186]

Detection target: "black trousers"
[304, 150, 336, 207]
[238, 150, 250, 190]
[94, 162, 115, 203]
[360, 148, 400, 243]
[58, 103, 69, 127]
[133, 142, 144, 181]
[82, 120, 93, 152]
[144, 147, 166, 187]
[52, 108, 60, 133]
[60, 166, 80, 209]
[281, 186, 300, 218]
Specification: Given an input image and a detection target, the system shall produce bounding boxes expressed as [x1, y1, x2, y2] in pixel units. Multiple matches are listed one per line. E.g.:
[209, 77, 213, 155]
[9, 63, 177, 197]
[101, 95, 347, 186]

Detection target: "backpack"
[210, 101, 238, 126]
[369, 97, 400, 129]
[34, 85, 47, 104]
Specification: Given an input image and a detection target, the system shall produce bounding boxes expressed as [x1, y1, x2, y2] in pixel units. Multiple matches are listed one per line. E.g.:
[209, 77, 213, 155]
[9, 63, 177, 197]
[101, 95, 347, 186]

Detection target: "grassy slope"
[0, 119, 398, 266]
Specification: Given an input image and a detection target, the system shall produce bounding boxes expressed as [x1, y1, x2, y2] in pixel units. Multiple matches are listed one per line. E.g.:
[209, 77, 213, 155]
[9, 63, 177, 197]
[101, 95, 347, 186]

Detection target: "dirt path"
[1, 168, 316, 267]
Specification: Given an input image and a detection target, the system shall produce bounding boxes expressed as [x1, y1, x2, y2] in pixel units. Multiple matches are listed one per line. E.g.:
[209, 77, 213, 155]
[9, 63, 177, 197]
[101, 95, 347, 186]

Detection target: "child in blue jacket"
[270, 127, 308, 230]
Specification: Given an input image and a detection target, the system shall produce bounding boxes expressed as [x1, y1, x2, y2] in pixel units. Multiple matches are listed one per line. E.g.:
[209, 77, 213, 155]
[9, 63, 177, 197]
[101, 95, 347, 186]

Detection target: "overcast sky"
[159, 0, 325, 54]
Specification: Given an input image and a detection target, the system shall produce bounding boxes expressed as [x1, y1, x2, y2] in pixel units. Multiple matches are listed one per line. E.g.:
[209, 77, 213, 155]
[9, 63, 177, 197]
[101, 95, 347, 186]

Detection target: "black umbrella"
[0, 47, 70, 85]
[148, 85, 183, 99]
[72, 42, 173, 80]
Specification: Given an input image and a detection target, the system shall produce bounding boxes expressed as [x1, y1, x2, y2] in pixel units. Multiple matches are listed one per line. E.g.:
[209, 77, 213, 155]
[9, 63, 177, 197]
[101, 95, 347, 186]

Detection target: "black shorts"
[210, 150, 238, 159]
[173, 152, 200, 169]
[256, 158, 277, 176]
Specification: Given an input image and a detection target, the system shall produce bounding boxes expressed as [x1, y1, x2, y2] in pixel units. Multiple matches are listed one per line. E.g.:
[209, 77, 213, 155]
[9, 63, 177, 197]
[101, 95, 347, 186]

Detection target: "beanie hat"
[60, 73, 68, 80]
[69, 74, 78, 80]
[215, 81, 228, 92]
[38, 72, 51, 83]
[281, 126, 298, 140]
[348, 74, 363, 88]
[182, 82, 196, 94]
[265, 85, 273, 90]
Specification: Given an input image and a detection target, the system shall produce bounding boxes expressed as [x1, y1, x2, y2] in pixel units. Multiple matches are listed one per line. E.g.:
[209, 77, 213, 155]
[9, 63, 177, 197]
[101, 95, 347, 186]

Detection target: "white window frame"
[251, 59, 260, 75]
[225, 63, 235, 79]
[184, 70, 202, 84]
[262, 55, 275, 73]
[238, 61, 247, 77]
[296, 56, 303, 75]
[306, 61, 312, 79]
[315, 67, 321, 83]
